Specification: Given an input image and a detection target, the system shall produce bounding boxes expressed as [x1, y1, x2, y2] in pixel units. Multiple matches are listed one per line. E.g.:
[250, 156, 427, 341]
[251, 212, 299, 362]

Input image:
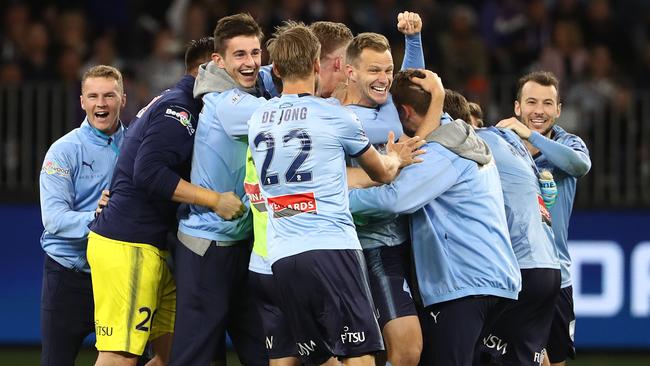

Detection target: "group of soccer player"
[38, 8, 591, 366]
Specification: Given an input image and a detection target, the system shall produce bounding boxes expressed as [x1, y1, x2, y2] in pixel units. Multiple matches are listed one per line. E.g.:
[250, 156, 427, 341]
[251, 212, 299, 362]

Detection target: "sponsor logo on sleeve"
[244, 182, 267, 212]
[267, 192, 317, 218]
[165, 105, 195, 135]
[41, 160, 71, 177]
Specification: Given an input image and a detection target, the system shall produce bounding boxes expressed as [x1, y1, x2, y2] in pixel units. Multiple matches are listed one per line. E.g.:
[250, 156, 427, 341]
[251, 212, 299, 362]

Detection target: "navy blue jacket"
[90, 75, 201, 249]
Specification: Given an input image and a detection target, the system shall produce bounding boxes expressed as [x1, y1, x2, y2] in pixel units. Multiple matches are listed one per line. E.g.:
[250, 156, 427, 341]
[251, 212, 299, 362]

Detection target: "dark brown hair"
[213, 13, 263, 54]
[516, 70, 560, 102]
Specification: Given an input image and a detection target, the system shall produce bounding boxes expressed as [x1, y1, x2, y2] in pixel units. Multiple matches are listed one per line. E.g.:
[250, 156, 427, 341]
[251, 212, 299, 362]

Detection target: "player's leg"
[476, 268, 561, 366]
[226, 253, 269, 366]
[364, 243, 421, 366]
[246, 271, 299, 366]
[88, 232, 169, 366]
[272, 249, 384, 366]
[545, 286, 576, 366]
[41, 255, 95, 366]
[419, 296, 502, 366]
[168, 241, 234, 365]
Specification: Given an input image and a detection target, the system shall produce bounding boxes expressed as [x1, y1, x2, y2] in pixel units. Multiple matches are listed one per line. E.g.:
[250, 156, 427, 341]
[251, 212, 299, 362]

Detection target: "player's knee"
[386, 342, 421, 366]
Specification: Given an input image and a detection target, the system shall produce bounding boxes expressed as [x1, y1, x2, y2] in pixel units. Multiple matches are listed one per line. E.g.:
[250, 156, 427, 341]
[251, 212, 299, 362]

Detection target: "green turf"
[0, 348, 648, 365]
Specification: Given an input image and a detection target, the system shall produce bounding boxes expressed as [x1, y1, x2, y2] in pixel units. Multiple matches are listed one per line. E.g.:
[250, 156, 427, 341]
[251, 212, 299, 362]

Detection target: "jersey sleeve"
[528, 131, 591, 177]
[349, 146, 459, 216]
[39, 143, 95, 239]
[334, 109, 371, 157]
[401, 33, 425, 70]
[213, 89, 268, 138]
[132, 103, 196, 199]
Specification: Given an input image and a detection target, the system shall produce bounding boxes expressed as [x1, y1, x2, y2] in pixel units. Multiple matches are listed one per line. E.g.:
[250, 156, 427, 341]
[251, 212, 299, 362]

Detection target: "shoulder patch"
[164, 105, 195, 135]
[41, 160, 71, 177]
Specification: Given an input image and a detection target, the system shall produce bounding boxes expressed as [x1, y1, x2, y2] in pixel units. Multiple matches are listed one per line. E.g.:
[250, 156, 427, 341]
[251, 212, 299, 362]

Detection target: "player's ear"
[272, 64, 282, 78]
[514, 100, 521, 117]
[314, 58, 320, 75]
[556, 101, 562, 118]
[212, 52, 225, 68]
[334, 55, 342, 72]
[345, 63, 355, 81]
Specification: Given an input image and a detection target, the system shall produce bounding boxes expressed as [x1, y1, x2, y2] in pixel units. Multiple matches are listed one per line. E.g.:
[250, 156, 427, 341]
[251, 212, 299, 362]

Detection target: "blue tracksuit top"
[477, 128, 560, 270]
[90, 75, 202, 249]
[349, 130, 521, 306]
[40, 119, 124, 272]
[529, 125, 591, 287]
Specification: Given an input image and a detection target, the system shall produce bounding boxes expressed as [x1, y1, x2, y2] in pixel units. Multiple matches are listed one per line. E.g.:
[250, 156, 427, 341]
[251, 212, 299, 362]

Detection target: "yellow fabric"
[245, 148, 269, 257]
[87, 231, 176, 355]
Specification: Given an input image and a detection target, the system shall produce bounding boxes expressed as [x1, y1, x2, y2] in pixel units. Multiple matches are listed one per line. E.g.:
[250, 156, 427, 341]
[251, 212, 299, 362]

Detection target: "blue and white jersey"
[349, 140, 521, 306]
[347, 103, 408, 249]
[248, 94, 371, 264]
[529, 125, 591, 287]
[40, 119, 123, 273]
[477, 128, 559, 270]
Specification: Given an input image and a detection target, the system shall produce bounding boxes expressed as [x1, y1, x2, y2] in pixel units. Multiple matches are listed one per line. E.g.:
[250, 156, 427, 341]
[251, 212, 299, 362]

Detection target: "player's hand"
[213, 192, 246, 220]
[386, 131, 426, 168]
[397, 11, 422, 35]
[95, 189, 110, 217]
[409, 69, 444, 102]
[496, 117, 532, 139]
[539, 170, 557, 208]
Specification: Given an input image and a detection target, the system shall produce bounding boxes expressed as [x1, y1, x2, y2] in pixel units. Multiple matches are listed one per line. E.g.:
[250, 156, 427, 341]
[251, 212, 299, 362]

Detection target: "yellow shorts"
[87, 231, 176, 355]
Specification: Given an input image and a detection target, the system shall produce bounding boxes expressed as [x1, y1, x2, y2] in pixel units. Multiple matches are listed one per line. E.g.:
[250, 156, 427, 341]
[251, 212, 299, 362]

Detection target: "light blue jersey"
[178, 63, 270, 245]
[344, 32, 425, 249]
[477, 128, 559, 270]
[349, 127, 521, 306]
[40, 119, 123, 273]
[347, 104, 409, 250]
[529, 125, 591, 287]
[248, 94, 370, 264]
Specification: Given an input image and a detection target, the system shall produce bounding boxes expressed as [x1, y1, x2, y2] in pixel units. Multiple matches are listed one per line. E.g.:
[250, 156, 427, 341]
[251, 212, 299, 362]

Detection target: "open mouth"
[95, 111, 109, 119]
[240, 69, 256, 78]
[370, 85, 387, 94]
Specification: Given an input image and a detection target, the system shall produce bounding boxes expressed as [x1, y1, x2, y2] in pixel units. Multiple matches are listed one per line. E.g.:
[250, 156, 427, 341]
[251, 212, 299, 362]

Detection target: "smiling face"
[214, 35, 262, 88]
[348, 48, 394, 107]
[515, 81, 561, 137]
[80, 76, 125, 135]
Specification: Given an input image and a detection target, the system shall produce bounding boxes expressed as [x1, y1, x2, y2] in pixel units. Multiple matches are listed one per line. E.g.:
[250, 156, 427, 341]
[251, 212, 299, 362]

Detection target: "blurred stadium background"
[0, 0, 648, 364]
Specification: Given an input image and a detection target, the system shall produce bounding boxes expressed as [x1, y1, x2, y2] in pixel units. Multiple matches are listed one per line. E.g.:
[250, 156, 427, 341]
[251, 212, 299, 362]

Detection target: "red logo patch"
[267, 192, 317, 218]
[244, 182, 267, 212]
[537, 195, 552, 226]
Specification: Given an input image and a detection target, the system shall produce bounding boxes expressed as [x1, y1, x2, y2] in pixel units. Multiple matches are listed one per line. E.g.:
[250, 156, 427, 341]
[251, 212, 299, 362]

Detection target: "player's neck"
[282, 77, 316, 96]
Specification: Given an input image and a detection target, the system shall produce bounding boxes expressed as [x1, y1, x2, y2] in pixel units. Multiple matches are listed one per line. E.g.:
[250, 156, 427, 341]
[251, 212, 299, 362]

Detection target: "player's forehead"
[357, 48, 393, 68]
[223, 35, 261, 54]
[82, 77, 121, 94]
[521, 81, 558, 102]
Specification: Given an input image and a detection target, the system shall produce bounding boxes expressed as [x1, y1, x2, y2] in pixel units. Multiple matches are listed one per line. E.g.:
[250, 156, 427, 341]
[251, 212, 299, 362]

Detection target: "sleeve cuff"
[350, 142, 372, 158]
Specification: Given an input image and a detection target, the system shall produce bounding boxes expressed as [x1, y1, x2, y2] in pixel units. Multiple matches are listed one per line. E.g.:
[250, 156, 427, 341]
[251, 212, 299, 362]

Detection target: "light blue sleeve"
[528, 131, 591, 177]
[213, 90, 268, 138]
[401, 33, 425, 70]
[39, 145, 95, 239]
[349, 147, 459, 215]
[335, 109, 372, 157]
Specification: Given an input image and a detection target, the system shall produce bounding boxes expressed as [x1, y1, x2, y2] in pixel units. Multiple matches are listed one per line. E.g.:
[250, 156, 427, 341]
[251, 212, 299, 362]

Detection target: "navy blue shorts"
[272, 249, 384, 365]
[169, 241, 267, 366]
[418, 295, 510, 366]
[248, 271, 297, 359]
[364, 243, 417, 329]
[41, 255, 94, 366]
[477, 268, 561, 366]
[546, 286, 576, 363]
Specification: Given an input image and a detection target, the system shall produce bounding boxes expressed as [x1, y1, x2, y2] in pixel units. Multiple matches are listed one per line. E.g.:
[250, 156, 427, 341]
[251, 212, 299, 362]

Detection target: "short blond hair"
[81, 65, 124, 93]
[267, 21, 320, 81]
[309, 21, 353, 58]
[346, 32, 391, 66]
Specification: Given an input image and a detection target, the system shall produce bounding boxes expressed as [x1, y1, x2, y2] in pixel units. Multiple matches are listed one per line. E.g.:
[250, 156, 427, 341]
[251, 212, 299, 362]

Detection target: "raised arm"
[398, 11, 425, 70]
